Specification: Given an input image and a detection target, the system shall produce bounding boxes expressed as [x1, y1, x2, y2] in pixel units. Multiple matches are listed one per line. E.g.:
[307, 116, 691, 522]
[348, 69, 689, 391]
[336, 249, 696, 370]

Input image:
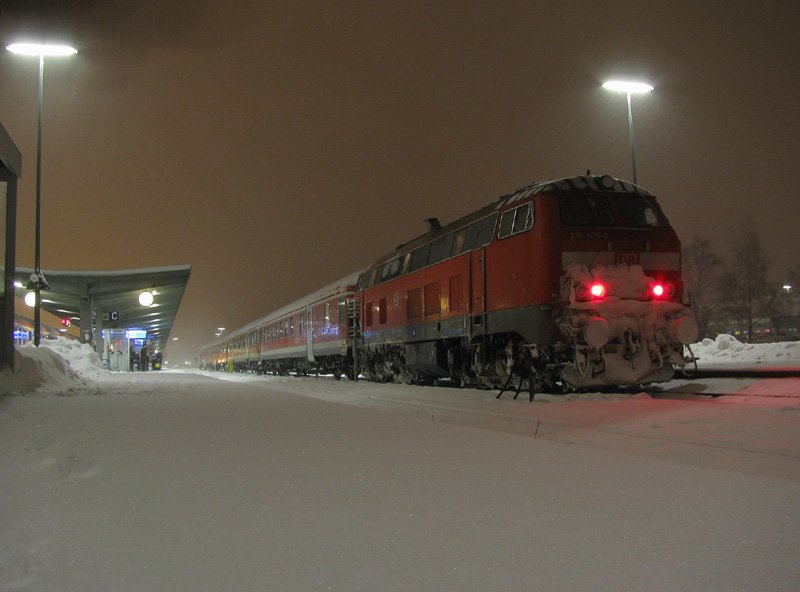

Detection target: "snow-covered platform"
[1, 337, 799, 591]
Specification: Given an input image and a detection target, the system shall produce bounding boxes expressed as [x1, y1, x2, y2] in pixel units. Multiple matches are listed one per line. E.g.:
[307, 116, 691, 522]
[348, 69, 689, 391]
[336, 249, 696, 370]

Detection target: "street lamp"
[6, 42, 78, 346]
[602, 80, 654, 185]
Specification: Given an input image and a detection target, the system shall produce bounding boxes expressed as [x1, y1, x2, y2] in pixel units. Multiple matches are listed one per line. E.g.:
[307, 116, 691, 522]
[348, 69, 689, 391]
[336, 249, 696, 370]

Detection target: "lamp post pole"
[602, 80, 654, 186]
[6, 43, 77, 345]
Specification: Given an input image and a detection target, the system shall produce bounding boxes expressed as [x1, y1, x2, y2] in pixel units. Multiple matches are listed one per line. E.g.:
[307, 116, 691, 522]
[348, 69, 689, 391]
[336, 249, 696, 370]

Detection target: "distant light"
[24, 291, 36, 307]
[139, 291, 154, 307]
[602, 80, 654, 94]
[13, 281, 23, 288]
[173, 337, 179, 341]
[6, 43, 78, 56]
[217, 327, 226, 331]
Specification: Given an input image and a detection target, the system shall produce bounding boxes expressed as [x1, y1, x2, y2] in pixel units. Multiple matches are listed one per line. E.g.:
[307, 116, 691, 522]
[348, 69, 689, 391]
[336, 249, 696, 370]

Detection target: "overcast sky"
[1, 1, 798, 363]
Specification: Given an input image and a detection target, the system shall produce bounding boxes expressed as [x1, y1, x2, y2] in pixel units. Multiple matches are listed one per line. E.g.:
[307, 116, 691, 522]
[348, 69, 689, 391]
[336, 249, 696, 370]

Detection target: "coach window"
[290, 316, 295, 336]
[324, 302, 331, 327]
[299, 313, 304, 335]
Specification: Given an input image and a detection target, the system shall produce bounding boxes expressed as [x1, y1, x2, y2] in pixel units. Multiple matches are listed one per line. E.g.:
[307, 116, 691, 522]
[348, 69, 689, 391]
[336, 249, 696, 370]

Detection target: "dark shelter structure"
[13, 265, 192, 356]
[0, 120, 21, 370]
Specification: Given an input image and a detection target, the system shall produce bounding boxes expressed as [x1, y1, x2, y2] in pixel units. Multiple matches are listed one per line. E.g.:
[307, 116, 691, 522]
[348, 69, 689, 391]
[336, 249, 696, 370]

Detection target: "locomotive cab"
[551, 176, 698, 388]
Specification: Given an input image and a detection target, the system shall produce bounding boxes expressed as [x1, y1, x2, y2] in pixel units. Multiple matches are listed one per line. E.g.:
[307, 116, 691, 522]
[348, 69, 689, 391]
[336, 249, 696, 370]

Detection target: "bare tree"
[682, 237, 722, 338]
[718, 215, 770, 342]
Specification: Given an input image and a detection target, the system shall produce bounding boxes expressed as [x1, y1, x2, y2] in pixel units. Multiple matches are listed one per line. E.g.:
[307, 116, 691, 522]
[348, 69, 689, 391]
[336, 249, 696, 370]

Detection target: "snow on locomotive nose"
[560, 263, 699, 387]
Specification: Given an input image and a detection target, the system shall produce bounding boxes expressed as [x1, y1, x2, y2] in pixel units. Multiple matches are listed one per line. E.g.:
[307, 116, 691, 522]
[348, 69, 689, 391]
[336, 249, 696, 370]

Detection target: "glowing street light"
[6, 42, 78, 346]
[602, 79, 654, 185]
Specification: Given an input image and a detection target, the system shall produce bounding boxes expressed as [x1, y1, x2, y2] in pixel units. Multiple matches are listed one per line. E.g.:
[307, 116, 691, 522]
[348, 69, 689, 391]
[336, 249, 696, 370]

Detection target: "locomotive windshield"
[559, 193, 666, 227]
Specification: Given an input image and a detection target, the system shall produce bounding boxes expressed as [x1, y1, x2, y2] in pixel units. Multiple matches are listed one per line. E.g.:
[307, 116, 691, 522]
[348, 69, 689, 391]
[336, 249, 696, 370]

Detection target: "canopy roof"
[13, 265, 191, 351]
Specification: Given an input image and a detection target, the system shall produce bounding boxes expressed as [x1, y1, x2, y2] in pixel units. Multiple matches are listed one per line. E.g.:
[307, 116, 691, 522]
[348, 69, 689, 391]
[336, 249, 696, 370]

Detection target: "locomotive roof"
[378, 174, 653, 267]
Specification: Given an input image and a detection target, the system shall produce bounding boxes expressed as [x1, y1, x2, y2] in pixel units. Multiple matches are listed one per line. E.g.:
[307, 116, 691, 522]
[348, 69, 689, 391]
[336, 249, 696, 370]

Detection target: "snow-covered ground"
[1, 336, 799, 591]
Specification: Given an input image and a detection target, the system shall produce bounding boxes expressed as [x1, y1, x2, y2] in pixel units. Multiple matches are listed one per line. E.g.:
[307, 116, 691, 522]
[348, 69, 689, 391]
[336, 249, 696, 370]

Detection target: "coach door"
[306, 306, 315, 362]
[468, 248, 487, 336]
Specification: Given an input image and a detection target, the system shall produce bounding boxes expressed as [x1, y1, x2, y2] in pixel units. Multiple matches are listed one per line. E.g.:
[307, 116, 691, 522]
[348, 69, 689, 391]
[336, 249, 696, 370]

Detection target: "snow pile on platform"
[0, 338, 104, 395]
[691, 334, 800, 367]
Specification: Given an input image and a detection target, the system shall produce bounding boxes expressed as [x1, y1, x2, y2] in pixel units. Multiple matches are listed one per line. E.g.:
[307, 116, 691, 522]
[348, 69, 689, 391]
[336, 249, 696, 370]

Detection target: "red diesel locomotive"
[200, 174, 698, 392]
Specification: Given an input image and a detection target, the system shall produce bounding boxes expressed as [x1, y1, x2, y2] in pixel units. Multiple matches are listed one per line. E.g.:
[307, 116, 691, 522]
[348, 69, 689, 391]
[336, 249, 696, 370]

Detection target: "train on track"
[199, 174, 699, 393]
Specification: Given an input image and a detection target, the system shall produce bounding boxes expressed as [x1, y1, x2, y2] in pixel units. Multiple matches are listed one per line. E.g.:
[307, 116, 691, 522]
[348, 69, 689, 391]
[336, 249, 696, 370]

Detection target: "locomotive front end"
[550, 176, 698, 388]
[558, 263, 698, 388]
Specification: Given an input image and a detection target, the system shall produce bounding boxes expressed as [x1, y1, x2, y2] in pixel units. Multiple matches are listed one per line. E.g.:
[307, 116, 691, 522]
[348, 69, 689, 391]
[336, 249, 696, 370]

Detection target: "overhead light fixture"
[139, 290, 154, 307]
[6, 43, 78, 57]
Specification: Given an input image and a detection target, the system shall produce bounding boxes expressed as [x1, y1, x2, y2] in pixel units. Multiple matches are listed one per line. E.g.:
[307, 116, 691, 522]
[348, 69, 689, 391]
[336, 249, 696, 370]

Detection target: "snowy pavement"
[1, 338, 799, 591]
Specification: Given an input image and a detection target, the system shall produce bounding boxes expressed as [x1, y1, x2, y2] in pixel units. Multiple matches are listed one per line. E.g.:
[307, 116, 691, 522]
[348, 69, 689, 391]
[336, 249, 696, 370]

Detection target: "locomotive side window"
[426, 237, 448, 267]
[450, 228, 466, 256]
[559, 194, 615, 226]
[409, 245, 428, 273]
[381, 257, 404, 282]
[498, 202, 534, 239]
[463, 213, 498, 251]
[366, 268, 378, 288]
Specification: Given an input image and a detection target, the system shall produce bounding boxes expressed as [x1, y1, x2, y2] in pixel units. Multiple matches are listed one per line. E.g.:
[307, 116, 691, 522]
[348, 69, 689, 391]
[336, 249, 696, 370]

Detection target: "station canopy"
[14, 265, 191, 351]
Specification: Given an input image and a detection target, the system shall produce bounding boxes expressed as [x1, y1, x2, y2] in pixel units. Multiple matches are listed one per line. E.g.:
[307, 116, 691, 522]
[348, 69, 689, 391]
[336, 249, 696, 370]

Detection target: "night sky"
[1, 1, 798, 364]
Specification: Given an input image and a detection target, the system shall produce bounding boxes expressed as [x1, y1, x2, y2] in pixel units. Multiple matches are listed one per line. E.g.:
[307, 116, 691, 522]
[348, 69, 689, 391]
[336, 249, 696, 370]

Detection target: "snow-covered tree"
[718, 215, 770, 342]
[682, 237, 722, 338]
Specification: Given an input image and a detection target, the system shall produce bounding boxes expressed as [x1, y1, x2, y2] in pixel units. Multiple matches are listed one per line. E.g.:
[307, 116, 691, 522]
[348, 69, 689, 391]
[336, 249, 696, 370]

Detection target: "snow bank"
[691, 334, 800, 367]
[0, 338, 104, 396]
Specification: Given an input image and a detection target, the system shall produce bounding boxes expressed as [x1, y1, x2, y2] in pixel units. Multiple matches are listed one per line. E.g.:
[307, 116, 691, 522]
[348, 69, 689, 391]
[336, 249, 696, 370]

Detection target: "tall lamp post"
[602, 80, 654, 185]
[6, 42, 78, 346]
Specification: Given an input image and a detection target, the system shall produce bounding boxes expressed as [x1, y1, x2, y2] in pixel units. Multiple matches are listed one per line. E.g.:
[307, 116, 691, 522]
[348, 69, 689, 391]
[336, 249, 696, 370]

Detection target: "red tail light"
[589, 283, 606, 298]
[650, 283, 674, 299]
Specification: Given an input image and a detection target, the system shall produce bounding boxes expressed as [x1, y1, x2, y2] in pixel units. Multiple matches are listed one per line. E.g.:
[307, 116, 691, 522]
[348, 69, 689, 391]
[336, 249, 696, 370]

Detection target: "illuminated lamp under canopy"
[139, 291, 154, 307]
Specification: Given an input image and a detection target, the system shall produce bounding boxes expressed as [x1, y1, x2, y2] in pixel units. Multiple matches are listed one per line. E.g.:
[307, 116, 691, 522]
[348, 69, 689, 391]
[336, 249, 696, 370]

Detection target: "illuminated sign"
[126, 330, 147, 339]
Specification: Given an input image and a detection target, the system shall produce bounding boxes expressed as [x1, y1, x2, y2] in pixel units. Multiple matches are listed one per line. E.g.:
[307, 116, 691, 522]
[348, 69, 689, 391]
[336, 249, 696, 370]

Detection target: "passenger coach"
[200, 274, 359, 377]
